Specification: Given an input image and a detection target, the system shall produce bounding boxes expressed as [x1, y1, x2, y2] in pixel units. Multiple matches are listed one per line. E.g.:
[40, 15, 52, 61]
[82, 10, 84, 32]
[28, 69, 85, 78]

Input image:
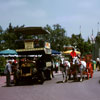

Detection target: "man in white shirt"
[5, 60, 12, 86]
[96, 58, 100, 71]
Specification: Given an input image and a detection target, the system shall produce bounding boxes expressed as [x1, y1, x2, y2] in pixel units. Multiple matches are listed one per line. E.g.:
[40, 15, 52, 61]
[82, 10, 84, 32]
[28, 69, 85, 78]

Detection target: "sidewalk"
[0, 76, 6, 87]
[0, 75, 13, 87]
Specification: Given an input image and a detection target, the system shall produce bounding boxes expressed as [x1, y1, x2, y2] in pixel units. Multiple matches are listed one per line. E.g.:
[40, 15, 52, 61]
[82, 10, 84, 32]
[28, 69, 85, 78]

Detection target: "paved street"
[0, 71, 100, 100]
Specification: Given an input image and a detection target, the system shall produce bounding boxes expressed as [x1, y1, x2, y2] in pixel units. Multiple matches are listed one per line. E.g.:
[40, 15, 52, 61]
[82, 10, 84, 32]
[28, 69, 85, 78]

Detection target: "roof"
[63, 50, 81, 55]
[14, 27, 50, 35]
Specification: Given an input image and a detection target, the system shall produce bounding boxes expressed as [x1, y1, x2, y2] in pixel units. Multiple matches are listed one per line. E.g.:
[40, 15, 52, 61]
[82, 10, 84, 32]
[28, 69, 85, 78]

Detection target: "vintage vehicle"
[63, 50, 93, 82]
[14, 27, 52, 85]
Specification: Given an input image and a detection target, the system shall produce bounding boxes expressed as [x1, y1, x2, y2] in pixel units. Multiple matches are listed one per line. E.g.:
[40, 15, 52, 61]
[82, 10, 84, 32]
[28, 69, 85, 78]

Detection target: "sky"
[0, 0, 100, 40]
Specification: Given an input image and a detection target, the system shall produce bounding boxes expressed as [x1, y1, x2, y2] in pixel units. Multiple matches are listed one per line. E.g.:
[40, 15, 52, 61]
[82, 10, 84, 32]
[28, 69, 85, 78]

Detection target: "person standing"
[55, 60, 59, 73]
[5, 61, 12, 86]
[11, 58, 18, 84]
[96, 58, 100, 71]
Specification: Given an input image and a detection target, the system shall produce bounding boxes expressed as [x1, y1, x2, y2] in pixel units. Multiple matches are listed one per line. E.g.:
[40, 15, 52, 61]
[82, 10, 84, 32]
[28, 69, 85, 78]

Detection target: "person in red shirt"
[70, 48, 76, 58]
[70, 48, 76, 62]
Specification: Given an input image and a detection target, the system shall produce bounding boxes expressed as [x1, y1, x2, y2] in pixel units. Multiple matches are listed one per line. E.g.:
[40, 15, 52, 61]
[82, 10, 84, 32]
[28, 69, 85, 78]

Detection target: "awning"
[63, 50, 81, 55]
[0, 49, 17, 55]
[52, 50, 60, 54]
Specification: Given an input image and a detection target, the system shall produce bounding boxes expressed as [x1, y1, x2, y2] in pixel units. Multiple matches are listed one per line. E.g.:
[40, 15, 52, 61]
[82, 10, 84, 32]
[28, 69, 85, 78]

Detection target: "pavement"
[0, 71, 100, 100]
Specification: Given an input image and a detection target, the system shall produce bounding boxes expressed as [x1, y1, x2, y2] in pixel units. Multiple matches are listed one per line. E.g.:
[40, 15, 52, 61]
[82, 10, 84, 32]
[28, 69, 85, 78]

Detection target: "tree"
[44, 24, 69, 51]
[0, 26, 3, 34]
[0, 26, 4, 50]
[70, 33, 92, 56]
[1, 23, 25, 49]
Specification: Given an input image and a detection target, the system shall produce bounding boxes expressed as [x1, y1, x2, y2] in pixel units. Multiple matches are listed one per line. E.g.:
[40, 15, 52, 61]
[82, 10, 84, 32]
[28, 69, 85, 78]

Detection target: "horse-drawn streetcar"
[62, 50, 93, 82]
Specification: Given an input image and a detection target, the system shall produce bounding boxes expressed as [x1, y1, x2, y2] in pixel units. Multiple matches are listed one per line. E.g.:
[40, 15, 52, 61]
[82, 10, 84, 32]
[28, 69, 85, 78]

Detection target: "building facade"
[93, 32, 100, 60]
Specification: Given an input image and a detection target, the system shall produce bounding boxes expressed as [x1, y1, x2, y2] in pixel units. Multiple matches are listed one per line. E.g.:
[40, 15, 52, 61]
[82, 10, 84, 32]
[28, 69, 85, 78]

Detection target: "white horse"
[71, 57, 86, 82]
[79, 60, 87, 81]
[60, 59, 70, 83]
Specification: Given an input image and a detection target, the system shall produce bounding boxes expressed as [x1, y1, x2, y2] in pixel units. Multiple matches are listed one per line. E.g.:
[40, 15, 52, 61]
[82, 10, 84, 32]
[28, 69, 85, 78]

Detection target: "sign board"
[44, 48, 51, 54]
[45, 42, 50, 49]
[46, 62, 51, 67]
[25, 41, 34, 49]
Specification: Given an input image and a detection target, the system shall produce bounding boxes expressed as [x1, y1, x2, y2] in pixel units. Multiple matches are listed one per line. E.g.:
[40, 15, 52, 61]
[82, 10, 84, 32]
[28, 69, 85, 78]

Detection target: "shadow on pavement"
[56, 78, 87, 84]
[98, 80, 100, 84]
[1, 80, 44, 87]
[56, 81, 64, 84]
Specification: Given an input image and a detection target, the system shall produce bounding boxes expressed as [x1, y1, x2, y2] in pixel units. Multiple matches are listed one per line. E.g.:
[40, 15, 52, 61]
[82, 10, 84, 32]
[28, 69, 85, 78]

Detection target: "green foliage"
[70, 33, 92, 56]
[0, 25, 3, 34]
[0, 56, 6, 67]
[0, 57, 6, 75]
[0, 23, 26, 50]
[44, 24, 69, 51]
[96, 35, 100, 43]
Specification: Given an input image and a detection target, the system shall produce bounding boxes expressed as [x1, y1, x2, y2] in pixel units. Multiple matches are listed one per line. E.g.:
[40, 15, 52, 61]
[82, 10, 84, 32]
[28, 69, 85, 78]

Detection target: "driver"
[70, 48, 76, 62]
